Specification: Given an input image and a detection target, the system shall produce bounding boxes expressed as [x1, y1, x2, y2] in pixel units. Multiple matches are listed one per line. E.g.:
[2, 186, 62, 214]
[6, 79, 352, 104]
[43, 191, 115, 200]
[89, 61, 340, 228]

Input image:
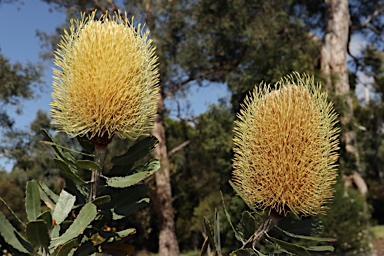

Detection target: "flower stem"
[241, 216, 277, 250]
[89, 146, 106, 202]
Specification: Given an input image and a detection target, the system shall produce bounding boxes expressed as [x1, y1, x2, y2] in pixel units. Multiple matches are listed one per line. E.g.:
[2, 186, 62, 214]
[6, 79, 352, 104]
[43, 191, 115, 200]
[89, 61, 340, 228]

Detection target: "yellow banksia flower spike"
[50, 11, 159, 146]
[232, 72, 340, 217]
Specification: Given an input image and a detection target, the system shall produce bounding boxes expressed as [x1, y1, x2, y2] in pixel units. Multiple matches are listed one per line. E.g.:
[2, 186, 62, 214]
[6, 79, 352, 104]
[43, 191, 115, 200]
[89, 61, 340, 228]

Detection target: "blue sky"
[0, 1, 230, 171]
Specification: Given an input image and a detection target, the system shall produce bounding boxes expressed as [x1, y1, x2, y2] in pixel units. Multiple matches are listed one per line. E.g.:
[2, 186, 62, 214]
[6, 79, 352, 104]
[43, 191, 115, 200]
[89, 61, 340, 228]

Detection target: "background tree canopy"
[1, 0, 384, 255]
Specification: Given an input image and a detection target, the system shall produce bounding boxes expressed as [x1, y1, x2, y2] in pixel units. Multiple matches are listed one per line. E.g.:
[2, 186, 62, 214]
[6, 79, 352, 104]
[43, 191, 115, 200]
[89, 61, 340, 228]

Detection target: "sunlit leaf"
[76, 160, 102, 171]
[92, 195, 111, 207]
[106, 160, 159, 188]
[52, 190, 76, 225]
[51, 203, 97, 247]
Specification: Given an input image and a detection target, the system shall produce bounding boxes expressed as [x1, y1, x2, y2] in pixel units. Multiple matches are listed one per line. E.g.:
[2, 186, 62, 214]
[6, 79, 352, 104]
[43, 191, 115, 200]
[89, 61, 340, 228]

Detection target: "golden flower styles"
[50, 11, 159, 141]
[232, 73, 339, 217]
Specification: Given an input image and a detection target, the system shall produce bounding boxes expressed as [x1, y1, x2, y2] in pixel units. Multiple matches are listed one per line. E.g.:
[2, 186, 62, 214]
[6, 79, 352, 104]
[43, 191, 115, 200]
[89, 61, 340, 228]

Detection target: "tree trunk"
[143, 0, 180, 253]
[152, 93, 180, 256]
[321, 0, 361, 173]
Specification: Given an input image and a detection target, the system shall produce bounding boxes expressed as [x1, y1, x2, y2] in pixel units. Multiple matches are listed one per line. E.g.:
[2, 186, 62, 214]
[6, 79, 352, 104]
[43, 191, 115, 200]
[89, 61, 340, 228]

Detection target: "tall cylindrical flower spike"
[50, 11, 159, 147]
[232, 73, 340, 217]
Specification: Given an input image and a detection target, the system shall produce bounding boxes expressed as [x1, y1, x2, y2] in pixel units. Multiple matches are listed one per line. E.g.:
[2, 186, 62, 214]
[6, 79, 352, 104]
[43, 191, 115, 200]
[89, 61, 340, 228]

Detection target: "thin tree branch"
[164, 70, 217, 99]
[164, 46, 248, 100]
[45, 0, 121, 13]
[358, 6, 384, 30]
[168, 140, 191, 157]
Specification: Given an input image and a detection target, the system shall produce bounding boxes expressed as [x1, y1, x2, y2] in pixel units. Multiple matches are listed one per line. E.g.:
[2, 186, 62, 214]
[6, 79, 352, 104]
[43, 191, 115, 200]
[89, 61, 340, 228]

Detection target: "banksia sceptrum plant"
[0, 11, 162, 256]
[232, 73, 340, 217]
[50, 11, 159, 147]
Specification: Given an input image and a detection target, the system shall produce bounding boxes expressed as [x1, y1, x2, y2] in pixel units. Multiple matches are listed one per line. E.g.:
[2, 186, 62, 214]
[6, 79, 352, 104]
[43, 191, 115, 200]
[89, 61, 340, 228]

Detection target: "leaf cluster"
[201, 191, 336, 256]
[0, 129, 160, 255]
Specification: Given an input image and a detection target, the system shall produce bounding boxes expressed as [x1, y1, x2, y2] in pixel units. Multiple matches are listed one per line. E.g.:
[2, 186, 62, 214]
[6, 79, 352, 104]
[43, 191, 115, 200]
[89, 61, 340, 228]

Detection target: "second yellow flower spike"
[232, 73, 340, 217]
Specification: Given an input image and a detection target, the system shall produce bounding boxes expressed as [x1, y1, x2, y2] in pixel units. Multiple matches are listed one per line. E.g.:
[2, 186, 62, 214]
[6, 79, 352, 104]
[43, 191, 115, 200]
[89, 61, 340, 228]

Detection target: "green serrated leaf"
[278, 216, 324, 236]
[114, 198, 149, 217]
[52, 190, 76, 225]
[274, 226, 336, 242]
[0, 211, 34, 253]
[51, 225, 61, 239]
[106, 160, 160, 188]
[305, 245, 335, 252]
[73, 240, 96, 256]
[37, 210, 53, 231]
[236, 211, 257, 242]
[54, 158, 86, 185]
[38, 181, 59, 203]
[38, 187, 55, 210]
[52, 238, 80, 256]
[265, 233, 311, 256]
[221, 191, 243, 243]
[229, 180, 257, 212]
[76, 135, 95, 153]
[214, 208, 219, 249]
[130, 159, 159, 173]
[76, 160, 102, 171]
[26, 220, 50, 249]
[116, 228, 136, 238]
[41, 129, 66, 160]
[230, 248, 261, 256]
[92, 195, 111, 207]
[203, 217, 217, 252]
[51, 203, 97, 247]
[106, 163, 134, 177]
[42, 141, 93, 157]
[90, 227, 116, 244]
[0, 198, 26, 229]
[64, 177, 87, 205]
[26, 180, 41, 221]
[64, 151, 76, 165]
[111, 136, 158, 165]
[107, 184, 148, 208]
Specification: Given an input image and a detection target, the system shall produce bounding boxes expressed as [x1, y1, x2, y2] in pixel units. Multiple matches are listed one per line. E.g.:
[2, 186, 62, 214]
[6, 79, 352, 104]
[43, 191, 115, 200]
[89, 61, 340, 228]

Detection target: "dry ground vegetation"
[372, 225, 384, 256]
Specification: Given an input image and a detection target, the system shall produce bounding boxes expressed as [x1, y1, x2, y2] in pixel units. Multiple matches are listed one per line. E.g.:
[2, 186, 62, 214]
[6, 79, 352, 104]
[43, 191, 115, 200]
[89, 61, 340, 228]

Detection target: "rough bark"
[321, 0, 361, 173]
[152, 93, 180, 256]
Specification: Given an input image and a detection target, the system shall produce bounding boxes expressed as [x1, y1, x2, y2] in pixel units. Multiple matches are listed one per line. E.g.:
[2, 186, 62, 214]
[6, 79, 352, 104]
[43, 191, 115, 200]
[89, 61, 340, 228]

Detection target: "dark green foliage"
[202, 192, 336, 255]
[318, 181, 371, 255]
[0, 54, 42, 124]
[0, 129, 160, 255]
